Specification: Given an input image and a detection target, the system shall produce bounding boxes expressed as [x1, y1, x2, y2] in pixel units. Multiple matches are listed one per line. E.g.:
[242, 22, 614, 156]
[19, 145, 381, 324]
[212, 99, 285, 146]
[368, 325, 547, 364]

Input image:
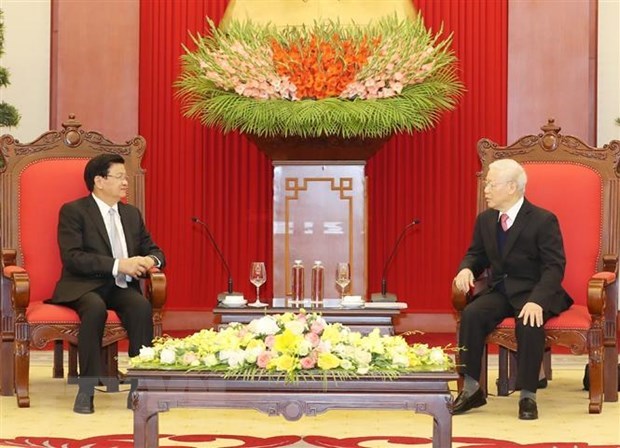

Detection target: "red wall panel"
[138, 0, 507, 312]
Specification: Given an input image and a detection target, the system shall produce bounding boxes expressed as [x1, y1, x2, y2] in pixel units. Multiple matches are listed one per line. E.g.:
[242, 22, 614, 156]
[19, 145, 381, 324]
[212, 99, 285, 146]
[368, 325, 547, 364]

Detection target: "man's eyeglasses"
[105, 173, 129, 181]
[483, 180, 511, 189]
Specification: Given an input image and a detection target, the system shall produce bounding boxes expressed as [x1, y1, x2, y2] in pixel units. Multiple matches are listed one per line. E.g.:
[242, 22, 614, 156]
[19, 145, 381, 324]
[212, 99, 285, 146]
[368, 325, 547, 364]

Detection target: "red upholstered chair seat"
[27, 304, 122, 325]
[496, 305, 592, 332]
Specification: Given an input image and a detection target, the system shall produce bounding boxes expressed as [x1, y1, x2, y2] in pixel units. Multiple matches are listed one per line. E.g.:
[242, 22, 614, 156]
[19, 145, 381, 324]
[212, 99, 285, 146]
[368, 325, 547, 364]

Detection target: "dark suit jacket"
[458, 197, 573, 316]
[48, 195, 165, 303]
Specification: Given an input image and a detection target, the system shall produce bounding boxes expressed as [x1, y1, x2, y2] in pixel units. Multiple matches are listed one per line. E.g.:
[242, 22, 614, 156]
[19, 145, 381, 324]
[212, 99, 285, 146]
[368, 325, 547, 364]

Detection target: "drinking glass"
[335, 262, 351, 299]
[249, 261, 267, 307]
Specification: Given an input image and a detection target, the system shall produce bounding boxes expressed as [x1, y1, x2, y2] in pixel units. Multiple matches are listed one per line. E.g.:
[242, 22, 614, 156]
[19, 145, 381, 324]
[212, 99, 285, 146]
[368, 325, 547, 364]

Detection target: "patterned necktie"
[108, 208, 127, 288]
[500, 213, 509, 231]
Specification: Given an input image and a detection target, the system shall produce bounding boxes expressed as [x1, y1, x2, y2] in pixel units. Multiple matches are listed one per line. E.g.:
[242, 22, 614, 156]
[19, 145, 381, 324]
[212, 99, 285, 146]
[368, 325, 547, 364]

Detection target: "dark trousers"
[458, 291, 550, 392]
[61, 282, 153, 389]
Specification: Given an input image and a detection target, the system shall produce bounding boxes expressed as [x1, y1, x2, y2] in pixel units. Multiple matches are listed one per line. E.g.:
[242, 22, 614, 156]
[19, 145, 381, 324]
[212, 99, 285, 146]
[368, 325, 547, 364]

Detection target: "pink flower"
[257, 351, 272, 368]
[310, 320, 325, 334]
[265, 334, 275, 348]
[300, 356, 316, 369]
[305, 332, 320, 347]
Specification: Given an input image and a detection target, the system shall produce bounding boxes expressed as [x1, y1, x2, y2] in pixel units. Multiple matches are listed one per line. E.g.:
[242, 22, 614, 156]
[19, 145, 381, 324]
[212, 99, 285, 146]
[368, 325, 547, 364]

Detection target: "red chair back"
[523, 163, 601, 306]
[19, 159, 89, 303]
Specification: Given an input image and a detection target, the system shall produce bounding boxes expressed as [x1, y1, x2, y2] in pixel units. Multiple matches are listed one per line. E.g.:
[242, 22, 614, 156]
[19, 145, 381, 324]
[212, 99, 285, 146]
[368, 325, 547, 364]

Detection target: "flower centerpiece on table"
[130, 310, 454, 381]
[175, 14, 463, 139]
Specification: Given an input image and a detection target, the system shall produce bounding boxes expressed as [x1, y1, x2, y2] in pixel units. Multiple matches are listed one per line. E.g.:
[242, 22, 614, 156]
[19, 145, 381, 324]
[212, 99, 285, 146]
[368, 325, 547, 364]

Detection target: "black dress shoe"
[518, 397, 538, 420]
[73, 391, 94, 414]
[452, 388, 486, 414]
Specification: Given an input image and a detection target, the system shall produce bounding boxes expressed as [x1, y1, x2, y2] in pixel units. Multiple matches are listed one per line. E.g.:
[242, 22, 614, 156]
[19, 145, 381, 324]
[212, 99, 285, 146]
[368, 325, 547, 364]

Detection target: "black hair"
[84, 153, 125, 192]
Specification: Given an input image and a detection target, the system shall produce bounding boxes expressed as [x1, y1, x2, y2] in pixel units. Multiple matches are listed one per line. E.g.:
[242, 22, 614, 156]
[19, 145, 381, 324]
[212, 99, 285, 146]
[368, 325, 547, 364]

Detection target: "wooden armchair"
[0, 115, 166, 407]
[452, 119, 619, 414]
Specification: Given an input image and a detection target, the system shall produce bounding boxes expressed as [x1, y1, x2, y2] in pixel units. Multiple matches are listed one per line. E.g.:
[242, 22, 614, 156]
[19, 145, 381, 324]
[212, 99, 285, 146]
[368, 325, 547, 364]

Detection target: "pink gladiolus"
[265, 334, 276, 348]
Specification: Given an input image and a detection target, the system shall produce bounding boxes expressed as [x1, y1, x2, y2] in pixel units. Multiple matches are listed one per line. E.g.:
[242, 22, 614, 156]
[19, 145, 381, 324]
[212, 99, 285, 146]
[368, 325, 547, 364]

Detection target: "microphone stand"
[191, 217, 244, 303]
[370, 219, 420, 302]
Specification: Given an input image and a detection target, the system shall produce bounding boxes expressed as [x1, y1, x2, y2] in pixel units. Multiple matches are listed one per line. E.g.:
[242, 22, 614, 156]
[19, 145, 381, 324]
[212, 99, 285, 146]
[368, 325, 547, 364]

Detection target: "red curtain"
[138, 0, 507, 312]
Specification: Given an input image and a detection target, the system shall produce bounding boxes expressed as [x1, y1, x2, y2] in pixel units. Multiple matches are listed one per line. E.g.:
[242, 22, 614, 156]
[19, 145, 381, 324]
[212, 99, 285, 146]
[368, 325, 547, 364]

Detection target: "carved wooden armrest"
[452, 270, 489, 312]
[587, 254, 618, 316]
[145, 268, 166, 310]
[2, 248, 18, 275]
[1, 249, 30, 311]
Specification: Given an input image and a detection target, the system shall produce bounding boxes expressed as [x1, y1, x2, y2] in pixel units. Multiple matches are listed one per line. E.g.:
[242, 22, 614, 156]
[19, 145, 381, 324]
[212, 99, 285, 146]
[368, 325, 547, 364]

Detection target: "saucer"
[221, 300, 247, 308]
[340, 302, 365, 309]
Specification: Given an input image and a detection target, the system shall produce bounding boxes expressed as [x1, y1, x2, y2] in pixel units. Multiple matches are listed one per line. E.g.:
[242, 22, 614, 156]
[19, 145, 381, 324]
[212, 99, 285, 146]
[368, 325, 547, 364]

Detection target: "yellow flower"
[273, 354, 297, 372]
[317, 352, 341, 370]
[321, 325, 344, 345]
[274, 329, 304, 354]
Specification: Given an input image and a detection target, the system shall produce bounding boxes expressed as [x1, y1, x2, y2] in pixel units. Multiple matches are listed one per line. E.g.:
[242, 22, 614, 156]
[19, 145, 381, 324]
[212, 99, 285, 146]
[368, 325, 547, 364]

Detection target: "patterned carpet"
[0, 353, 618, 448]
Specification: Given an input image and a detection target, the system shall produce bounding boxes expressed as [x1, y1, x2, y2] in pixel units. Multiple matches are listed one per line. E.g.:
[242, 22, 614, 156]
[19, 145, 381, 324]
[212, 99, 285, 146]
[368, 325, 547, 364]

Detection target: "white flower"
[284, 319, 306, 335]
[353, 348, 372, 365]
[429, 347, 446, 365]
[221, 349, 246, 368]
[392, 353, 409, 368]
[160, 348, 176, 364]
[248, 315, 280, 336]
[202, 353, 219, 367]
[138, 346, 155, 362]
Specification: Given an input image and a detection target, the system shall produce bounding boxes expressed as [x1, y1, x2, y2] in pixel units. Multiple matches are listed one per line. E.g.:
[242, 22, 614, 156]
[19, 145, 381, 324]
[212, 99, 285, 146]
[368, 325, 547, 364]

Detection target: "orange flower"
[270, 33, 378, 99]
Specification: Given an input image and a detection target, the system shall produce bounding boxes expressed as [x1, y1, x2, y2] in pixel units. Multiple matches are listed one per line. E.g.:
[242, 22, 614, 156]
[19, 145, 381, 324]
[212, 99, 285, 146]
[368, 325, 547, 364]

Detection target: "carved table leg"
[133, 392, 160, 448]
[413, 394, 453, 448]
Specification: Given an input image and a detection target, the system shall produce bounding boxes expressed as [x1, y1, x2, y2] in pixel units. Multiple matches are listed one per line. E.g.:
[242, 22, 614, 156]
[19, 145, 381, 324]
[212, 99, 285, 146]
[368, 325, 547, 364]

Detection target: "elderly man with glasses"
[452, 158, 572, 420]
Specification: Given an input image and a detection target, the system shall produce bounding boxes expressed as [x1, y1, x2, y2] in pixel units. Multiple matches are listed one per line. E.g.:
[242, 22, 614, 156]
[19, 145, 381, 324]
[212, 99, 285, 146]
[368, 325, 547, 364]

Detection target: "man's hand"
[518, 302, 544, 327]
[118, 256, 155, 278]
[453, 268, 475, 294]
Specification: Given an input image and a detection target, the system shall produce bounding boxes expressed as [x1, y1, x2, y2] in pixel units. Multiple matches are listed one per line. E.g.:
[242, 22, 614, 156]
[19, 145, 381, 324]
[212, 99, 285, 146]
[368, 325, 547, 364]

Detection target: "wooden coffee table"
[126, 369, 458, 448]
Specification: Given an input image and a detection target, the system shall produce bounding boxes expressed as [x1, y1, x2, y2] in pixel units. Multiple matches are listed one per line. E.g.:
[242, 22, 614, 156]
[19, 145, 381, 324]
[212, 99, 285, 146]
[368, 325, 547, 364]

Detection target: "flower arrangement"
[176, 14, 463, 138]
[130, 310, 454, 382]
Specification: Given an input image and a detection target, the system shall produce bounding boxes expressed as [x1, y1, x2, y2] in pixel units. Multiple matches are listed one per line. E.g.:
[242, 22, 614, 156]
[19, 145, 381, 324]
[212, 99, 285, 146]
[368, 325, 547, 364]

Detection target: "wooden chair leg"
[543, 348, 552, 380]
[67, 343, 78, 384]
[53, 340, 64, 379]
[503, 347, 551, 395]
[0, 339, 14, 396]
[479, 345, 488, 397]
[14, 328, 30, 407]
[100, 343, 120, 392]
[496, 347, 511, 396]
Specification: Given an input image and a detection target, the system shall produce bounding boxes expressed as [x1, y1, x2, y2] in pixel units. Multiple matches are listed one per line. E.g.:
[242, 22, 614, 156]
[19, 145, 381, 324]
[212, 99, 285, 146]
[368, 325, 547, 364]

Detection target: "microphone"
[370, 219, 421, 302]
[192, 216, 244, 303]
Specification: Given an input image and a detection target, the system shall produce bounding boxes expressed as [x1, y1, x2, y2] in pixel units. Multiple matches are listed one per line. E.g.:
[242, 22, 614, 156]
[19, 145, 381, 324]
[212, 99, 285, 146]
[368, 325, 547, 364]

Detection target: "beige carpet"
[0, 353, 618, 447]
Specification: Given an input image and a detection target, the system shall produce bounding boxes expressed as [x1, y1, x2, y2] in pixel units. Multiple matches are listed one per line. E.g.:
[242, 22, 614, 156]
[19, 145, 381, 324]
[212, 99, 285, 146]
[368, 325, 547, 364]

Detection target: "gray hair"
[489, 159, 527, 193]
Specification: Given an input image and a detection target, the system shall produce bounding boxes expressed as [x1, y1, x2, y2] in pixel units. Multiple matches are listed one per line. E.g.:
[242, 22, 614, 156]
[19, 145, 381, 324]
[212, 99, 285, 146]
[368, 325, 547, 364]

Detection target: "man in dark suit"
[452, 158, 572, 420]
[48, 153, 165, 414]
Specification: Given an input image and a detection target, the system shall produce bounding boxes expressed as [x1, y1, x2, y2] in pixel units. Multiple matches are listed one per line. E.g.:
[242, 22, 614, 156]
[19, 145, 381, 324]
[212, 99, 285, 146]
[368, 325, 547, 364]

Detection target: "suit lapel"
[85, 196, 114, 254]
[502, 198, 532, 258]
[487, 209, 502, 260]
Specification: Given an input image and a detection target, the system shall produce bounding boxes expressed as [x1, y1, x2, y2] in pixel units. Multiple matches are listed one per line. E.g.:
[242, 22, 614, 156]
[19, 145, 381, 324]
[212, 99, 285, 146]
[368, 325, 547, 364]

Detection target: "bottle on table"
[310, 260, 324, 308]
[288, 259, 304, 308]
